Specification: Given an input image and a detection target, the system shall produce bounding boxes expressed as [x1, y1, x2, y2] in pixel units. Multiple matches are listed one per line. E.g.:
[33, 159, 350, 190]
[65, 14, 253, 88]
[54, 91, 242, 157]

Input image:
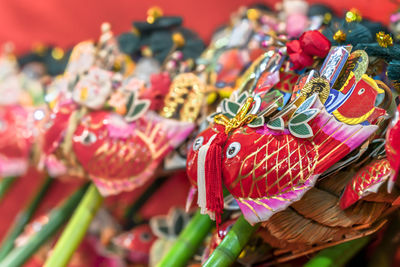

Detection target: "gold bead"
[172, 32, 185, 47]
[333, 30, 347, 43]
[247, 8, 260, 21]
[141, 46, 153, 57]
[147, 6, 163, 24]
[376, 31, 393, 48]
[345, 8, 362, 23]
[323, 12, 332, 24]
[51, 47, 64, 60]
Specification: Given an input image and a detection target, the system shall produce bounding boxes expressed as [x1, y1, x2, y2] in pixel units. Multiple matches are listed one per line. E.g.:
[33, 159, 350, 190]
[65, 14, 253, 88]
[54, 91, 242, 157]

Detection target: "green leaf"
[126, 91, 135, 113]
[226, 101, 241, 116]
[267, 117, 284, 131]
[237, 92, 249, 104]
[289, 123, 313, 138]
[222, 112, 234, 119]
[221, 99, 228, 113]
[295, 94, 318, 114]
[248, 117, 264, 128]
[125, 100, 150, 122]
[290, 109, 319, 125]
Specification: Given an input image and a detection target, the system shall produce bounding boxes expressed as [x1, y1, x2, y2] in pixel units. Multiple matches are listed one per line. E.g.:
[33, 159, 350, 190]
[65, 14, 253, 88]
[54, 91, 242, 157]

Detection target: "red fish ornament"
[42, 24, 199, 196]
[340, 158, 392, 209]
[42, 72, 194, 195]
[187, 72, 380, 225]
[113, 224, 157, 264]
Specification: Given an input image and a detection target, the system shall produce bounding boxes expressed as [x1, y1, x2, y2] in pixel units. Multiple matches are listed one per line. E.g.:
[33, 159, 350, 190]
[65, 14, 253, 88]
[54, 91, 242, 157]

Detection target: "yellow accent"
[172, 32, 185, 47]
[333, 30, 347, 43]
[362, 75, 385, 94]
[332, 108, 375, 125]
[247, 8, 260, 21]
[80, 87, 89, 101]
[51, 47, 64, 60]
[345, 8, 362, 22]
[214, 97, 257, 133]
[338, 72, 355, 92]
[376, 32, 393, 48]
[147, 7, 163, 24]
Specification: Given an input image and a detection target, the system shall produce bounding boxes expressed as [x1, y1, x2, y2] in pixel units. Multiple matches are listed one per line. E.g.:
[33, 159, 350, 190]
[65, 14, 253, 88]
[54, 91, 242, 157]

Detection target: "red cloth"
[0, 0, 396, 54]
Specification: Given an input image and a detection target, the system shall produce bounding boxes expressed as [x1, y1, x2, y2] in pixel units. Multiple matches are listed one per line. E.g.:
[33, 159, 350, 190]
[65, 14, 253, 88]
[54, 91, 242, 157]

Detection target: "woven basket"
[254, 163, 400, 264]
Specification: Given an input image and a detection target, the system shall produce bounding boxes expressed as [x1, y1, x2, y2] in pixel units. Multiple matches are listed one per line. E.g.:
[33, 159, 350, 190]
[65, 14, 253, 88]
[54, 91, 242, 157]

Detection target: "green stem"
[203, 215, 259, 267]
[0, 176, 53, 261]
[157, 210, 214, 267]
[304, 236, 370, 267]
[0, 177, 16, 201]
[0, 183, 88, 267]
[43, 184, 103, 267]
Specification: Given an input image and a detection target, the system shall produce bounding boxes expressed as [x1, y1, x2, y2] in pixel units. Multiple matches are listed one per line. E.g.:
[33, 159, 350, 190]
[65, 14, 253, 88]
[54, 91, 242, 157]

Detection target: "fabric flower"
[140, 72, 171, 111]
[286, 30, 331, 70]
[65, 41, 96, 76]
[72, 67, 112, 109]
[299, 30, 331, 57]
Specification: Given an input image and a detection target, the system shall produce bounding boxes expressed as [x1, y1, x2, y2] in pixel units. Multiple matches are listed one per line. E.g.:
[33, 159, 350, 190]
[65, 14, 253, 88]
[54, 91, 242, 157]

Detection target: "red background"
[0, 0, 398, 54]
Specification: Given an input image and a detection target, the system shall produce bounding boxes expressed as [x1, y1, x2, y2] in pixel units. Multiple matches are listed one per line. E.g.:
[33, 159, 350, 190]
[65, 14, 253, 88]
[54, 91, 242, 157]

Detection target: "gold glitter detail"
[333, 30, 347, 43]
[345, 8, 362, 23]
[172, 32, 185, 47]
[147, 7, 163, 24]
[51, 47, 64, 60]
[247, 8, 260, 21]
[376, 32, 393, 48]
[301, 77, 330, 104]
[160, 73, 206, 122]
[214, 97, 257, 133]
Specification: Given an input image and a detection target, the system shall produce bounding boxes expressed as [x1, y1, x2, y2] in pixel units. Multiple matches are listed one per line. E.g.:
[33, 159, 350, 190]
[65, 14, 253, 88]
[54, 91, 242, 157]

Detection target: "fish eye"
[192, 136, 204, 151]
[226, 142, 241, 159]
[81, 130, 97, 145]
[140, 232, 152, 242]
[358, 88, 365, 95]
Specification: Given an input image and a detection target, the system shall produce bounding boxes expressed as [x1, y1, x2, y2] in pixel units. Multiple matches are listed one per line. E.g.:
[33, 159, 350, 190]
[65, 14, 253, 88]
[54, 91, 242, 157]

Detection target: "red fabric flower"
[286, 39, 302, 54]
[299, 30, 331, 58]
[286, 30, 331, 70]
[140, 72, 171, 111]
[288, 52, 313, 70]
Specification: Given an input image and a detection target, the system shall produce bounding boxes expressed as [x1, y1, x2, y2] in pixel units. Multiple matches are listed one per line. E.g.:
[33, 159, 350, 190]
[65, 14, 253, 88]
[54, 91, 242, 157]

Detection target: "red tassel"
[205, 132, 226, 237]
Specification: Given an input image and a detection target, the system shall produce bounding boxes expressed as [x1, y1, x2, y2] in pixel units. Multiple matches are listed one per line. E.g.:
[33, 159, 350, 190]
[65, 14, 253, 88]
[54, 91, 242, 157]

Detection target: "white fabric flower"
[72, 68, 112, 109]
[66, 41, 96, 76]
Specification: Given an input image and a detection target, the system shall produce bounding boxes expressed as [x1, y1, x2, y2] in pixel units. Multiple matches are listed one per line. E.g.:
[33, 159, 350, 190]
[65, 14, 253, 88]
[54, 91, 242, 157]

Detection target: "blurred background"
[0, 0, 397, 54]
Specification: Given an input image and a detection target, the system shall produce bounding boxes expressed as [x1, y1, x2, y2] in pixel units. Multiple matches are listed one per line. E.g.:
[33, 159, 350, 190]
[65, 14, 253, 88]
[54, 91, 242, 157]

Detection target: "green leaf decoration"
[248, 117, 265, 128]
[267, 117, 284, 131]
[237, 92, 249, 104]
[226, 101, 241, 116]
[221, 99, 228, 113]
[222, 112, 234, 119]
[289, 109, 319, 125]
[295, 94, 318, 114]
[126, 91, 135, 112]
[125, 97, 150, 122]
[289, 123, 313, 138]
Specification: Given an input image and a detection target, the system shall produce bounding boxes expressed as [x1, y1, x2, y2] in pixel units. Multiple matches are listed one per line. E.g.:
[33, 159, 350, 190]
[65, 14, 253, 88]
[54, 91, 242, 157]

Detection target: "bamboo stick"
[43, 184, 103, 267]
